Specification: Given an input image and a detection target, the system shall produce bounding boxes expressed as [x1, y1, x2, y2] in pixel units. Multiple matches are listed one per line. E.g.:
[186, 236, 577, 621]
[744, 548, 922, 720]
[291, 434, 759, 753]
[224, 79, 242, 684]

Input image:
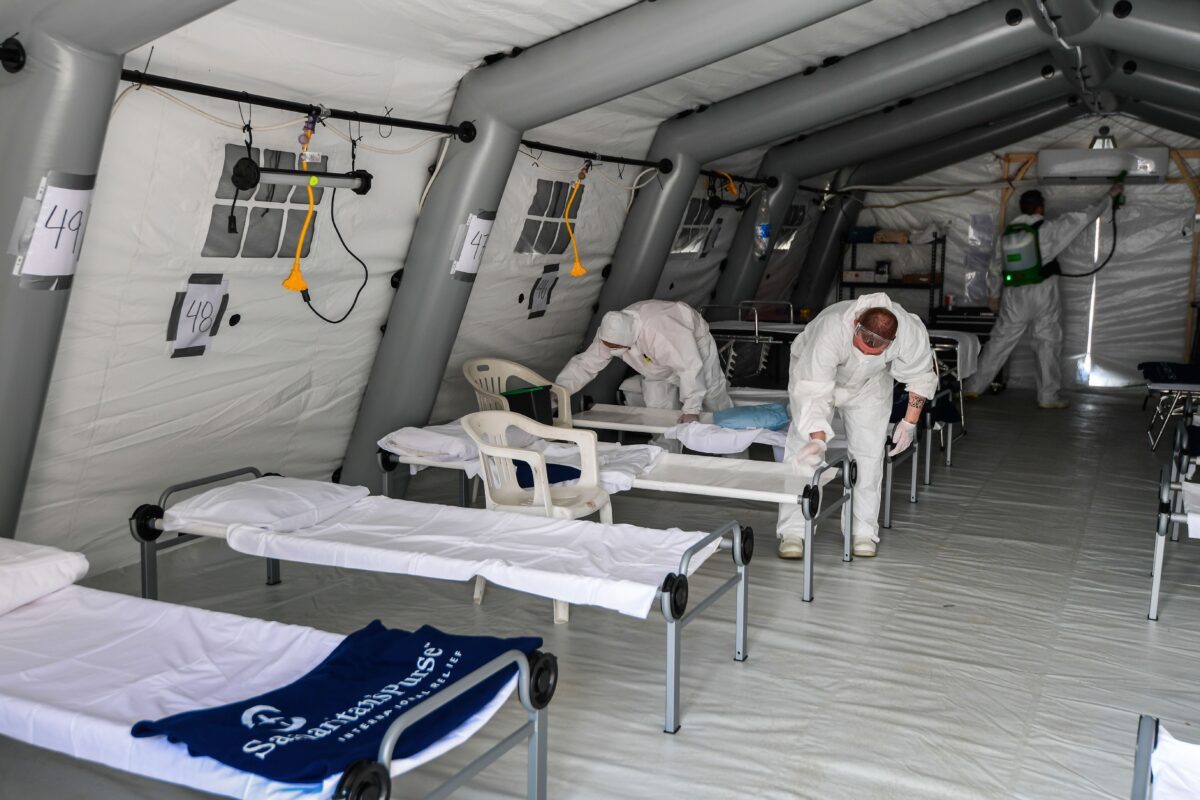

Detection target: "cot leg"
[1171, 489, 1183, 543]
[381, 469, 390, 498]
[664, 619, 681, 734]
[842, 486, 853, 563]
[883, 458, 894, 529]
[140, 540, 158, 601]
[924, 427, 932, 485]
[734, 564, 748, 662]
[909, 441, 919, 503]
[459, 471, 470, 507]
[945, 423, 954, 467]
[527, 708, 549, 800]
[1149, 529, 1167, 621]
[265, 558, 281, 586]
[474, 576, 487, 605]
[802, 519, 814, 602]
[553, 600, 570, 625]
[599, 503, 613, 525]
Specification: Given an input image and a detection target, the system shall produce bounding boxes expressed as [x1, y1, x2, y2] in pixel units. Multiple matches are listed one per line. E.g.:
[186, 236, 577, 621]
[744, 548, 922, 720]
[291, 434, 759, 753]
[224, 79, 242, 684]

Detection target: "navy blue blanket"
[132, 622, 540, 784]
[515, 461, 581, 488]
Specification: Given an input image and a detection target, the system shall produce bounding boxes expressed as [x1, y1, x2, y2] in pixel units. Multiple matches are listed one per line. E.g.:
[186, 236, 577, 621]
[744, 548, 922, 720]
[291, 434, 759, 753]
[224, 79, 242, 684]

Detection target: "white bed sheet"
[928, 329, 981, 380]
[0, 585, 513, 799]
[380, 422, 663, 493]
[220, 496, 719, 619]
[1180, 482, 1200, 536]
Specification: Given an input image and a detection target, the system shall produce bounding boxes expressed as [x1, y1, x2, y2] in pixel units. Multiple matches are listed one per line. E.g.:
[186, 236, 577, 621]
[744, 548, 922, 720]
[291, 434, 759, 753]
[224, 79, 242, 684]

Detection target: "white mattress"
[637, 453, 841, 505]
[380, 422, 662, 493]
[573, 403, 714, 434]
[218, 496, 719, 618]
[728, 386, 790, 405]
[0, 585, 513, 799]
[707, 320, 806, 335]
[1180, 482, 1200, 536]
[927, 329, 981, 379]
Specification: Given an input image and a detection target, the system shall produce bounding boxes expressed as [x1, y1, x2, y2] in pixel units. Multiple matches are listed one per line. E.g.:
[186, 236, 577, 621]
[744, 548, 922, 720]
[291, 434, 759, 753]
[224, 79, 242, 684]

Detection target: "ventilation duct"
[1036, 147, 1169, 183]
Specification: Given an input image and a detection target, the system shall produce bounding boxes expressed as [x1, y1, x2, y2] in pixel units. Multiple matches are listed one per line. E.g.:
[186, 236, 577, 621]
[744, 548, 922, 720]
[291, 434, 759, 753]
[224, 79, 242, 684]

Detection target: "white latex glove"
[678, 413, 700, 423]
[888, 420, 916, 457]
[794, 439, 827, 470]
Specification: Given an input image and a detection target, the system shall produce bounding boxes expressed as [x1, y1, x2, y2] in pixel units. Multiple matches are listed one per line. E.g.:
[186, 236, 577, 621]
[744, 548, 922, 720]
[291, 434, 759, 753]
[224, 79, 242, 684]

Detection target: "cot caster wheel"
[735, 526, 754, 566]
[334, 761, 390, 800]
[527, 650, 559, 709]
[801, 485, 821, 520]
[129, 504, 165, 543]
[661, 573, 689, 620]
[849, 460, 858, 487]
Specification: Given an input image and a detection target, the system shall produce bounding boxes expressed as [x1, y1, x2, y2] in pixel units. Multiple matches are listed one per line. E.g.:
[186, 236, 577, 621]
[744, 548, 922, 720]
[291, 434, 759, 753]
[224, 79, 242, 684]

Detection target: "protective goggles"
[854, 324, 894, 350]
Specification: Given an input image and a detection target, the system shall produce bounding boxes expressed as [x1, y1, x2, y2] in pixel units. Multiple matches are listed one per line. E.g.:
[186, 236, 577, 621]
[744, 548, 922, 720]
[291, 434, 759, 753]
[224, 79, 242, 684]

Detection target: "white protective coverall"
[966, 194, 1112, 403]
[556, 300, 734, 414]
[777, 293, 938, 545]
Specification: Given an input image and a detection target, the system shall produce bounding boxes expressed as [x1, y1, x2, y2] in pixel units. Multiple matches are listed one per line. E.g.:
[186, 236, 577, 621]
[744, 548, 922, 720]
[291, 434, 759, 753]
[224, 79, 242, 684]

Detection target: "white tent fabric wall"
[841, 115, 1197, 390]
[13, 0, 637, 573]
[430, 153, 639, 422]
[653, 182, 746, 310]
[754, 188, 825, 307]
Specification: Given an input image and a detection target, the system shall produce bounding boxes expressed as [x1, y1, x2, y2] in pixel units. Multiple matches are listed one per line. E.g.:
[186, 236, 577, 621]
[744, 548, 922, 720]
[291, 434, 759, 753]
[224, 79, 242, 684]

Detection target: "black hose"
[1058, 201, 1119, 279]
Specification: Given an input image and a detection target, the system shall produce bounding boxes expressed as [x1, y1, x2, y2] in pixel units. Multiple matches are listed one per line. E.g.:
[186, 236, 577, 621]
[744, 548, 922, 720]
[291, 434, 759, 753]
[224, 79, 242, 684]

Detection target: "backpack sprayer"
[1000, 169, 1126, 286]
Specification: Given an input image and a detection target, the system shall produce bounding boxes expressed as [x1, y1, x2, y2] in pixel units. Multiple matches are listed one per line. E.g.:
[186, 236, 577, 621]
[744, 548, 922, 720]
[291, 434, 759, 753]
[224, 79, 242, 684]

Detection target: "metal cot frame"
[130, 469, 753, 735]
[380, 448, 851, 604]
[1130, 714, 1157, 800]
[0, 599, 557, 800]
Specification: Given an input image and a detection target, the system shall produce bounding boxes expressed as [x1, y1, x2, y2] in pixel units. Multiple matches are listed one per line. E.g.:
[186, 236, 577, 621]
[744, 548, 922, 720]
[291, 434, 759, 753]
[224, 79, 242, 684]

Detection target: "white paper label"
[170, 278, 229, 356]
[531, 275, 556, 313]
[451, 213, 494, 276]
[15, 185, 92, 278]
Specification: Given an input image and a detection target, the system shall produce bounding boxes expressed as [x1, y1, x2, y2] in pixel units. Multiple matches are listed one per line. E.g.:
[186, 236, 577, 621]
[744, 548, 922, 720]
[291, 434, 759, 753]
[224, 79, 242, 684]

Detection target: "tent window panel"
[277, 210, 318, 258]
[701, 219, 723, 258]
[774, 204, 807, 252]
[254, 150, 295, 203]
[516, 220, 542, 254]
[290, 155, 329, 204]
[201, 206, 246, 257]
[699, 203, 716, 225]
[241, 208, 284, 258]
[528, 180, 555, 216]
[557, 183, 584, 220]
[550, 223, 572, 255]
[215, 144, 260, 200]
[534, 221, 560, 254]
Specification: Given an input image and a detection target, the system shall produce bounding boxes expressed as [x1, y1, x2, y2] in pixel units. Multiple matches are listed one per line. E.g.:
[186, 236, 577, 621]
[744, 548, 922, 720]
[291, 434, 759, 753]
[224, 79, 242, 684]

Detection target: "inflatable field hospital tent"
[4, 0, 1199, 570]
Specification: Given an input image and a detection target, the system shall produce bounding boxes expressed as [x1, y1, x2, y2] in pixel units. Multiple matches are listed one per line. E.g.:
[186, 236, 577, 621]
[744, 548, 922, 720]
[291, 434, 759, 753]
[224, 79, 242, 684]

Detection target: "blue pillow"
[713, 403, 790, 431]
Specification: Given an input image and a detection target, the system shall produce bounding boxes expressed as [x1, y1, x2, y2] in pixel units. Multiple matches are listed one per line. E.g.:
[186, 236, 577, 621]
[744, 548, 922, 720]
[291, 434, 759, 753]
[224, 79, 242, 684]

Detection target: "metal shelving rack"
[838, 235, 947, 320]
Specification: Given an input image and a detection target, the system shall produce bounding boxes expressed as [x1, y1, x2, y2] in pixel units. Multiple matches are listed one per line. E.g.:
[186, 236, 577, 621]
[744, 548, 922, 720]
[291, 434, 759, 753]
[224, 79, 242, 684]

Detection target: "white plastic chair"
[462, 358, 572, 427]
[461, 410, 612, 624]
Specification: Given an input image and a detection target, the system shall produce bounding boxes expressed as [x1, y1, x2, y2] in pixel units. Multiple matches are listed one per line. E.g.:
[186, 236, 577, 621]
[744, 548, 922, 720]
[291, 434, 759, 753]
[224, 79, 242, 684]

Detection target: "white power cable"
[418, 136, 451, 211]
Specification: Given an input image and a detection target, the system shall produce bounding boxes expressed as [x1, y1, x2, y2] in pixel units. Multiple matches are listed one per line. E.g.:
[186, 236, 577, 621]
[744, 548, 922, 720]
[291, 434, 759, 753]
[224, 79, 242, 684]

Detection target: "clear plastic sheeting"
[843, 115, 1198, 391]
[70, 390, 1200, 798]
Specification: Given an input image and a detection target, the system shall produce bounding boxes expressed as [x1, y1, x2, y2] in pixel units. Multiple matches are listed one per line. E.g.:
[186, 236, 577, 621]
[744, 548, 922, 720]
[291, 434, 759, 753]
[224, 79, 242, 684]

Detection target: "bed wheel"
[849, 460, 858, 486]
[661, 573, 689, 620]
[736, 525, 754, 566]
[801, 485, 821, 521]
[527, 650, 559, 709]
[334, 760, 391, 800]
[129, 504, 165, 543]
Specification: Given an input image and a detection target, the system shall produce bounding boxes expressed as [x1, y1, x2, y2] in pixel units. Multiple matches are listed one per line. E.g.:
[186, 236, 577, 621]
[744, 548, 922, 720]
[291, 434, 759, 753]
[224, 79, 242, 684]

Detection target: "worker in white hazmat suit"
[964, 184, 1123, 408]
[777, 294, 937, 559]
[556, 300, 733, 421]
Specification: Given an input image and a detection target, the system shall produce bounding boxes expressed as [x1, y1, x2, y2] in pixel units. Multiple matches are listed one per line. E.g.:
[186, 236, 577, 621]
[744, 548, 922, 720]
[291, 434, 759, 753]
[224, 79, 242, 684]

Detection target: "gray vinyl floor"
[85, 388, 1200, 799]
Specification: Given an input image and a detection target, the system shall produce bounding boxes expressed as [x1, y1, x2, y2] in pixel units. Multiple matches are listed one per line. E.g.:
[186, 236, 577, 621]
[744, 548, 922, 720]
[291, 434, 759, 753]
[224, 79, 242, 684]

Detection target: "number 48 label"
[168, 275, 230, 358]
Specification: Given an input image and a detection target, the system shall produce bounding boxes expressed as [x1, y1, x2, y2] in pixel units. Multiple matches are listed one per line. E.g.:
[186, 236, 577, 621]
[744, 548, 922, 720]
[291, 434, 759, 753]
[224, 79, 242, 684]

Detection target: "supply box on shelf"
[842, 270, 882, 284]
[872, 228, 910, 244]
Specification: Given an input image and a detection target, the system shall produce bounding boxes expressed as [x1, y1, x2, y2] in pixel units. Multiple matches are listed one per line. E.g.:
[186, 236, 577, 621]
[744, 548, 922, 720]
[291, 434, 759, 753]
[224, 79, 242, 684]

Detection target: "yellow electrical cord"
[282, 127, 316, 292]
[563, 177, 586, 277]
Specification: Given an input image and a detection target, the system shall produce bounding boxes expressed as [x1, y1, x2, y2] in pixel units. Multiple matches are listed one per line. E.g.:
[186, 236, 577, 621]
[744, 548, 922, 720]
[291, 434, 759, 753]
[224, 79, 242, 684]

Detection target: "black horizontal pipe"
[120, 69, 476, 142]
[520, 138, 672, 173]
[701, 169, 780, 188]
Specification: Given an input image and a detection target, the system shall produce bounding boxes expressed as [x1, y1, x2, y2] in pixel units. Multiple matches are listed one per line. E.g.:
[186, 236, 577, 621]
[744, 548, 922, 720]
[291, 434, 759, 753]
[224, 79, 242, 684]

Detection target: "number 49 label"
[12, 173, 96, 289]
[167, 274, 230, 358]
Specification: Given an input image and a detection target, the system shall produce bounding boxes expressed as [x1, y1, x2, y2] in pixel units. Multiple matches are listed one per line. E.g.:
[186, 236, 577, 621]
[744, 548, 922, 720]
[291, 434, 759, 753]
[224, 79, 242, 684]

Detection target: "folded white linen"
[0, 538, 89, 616]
